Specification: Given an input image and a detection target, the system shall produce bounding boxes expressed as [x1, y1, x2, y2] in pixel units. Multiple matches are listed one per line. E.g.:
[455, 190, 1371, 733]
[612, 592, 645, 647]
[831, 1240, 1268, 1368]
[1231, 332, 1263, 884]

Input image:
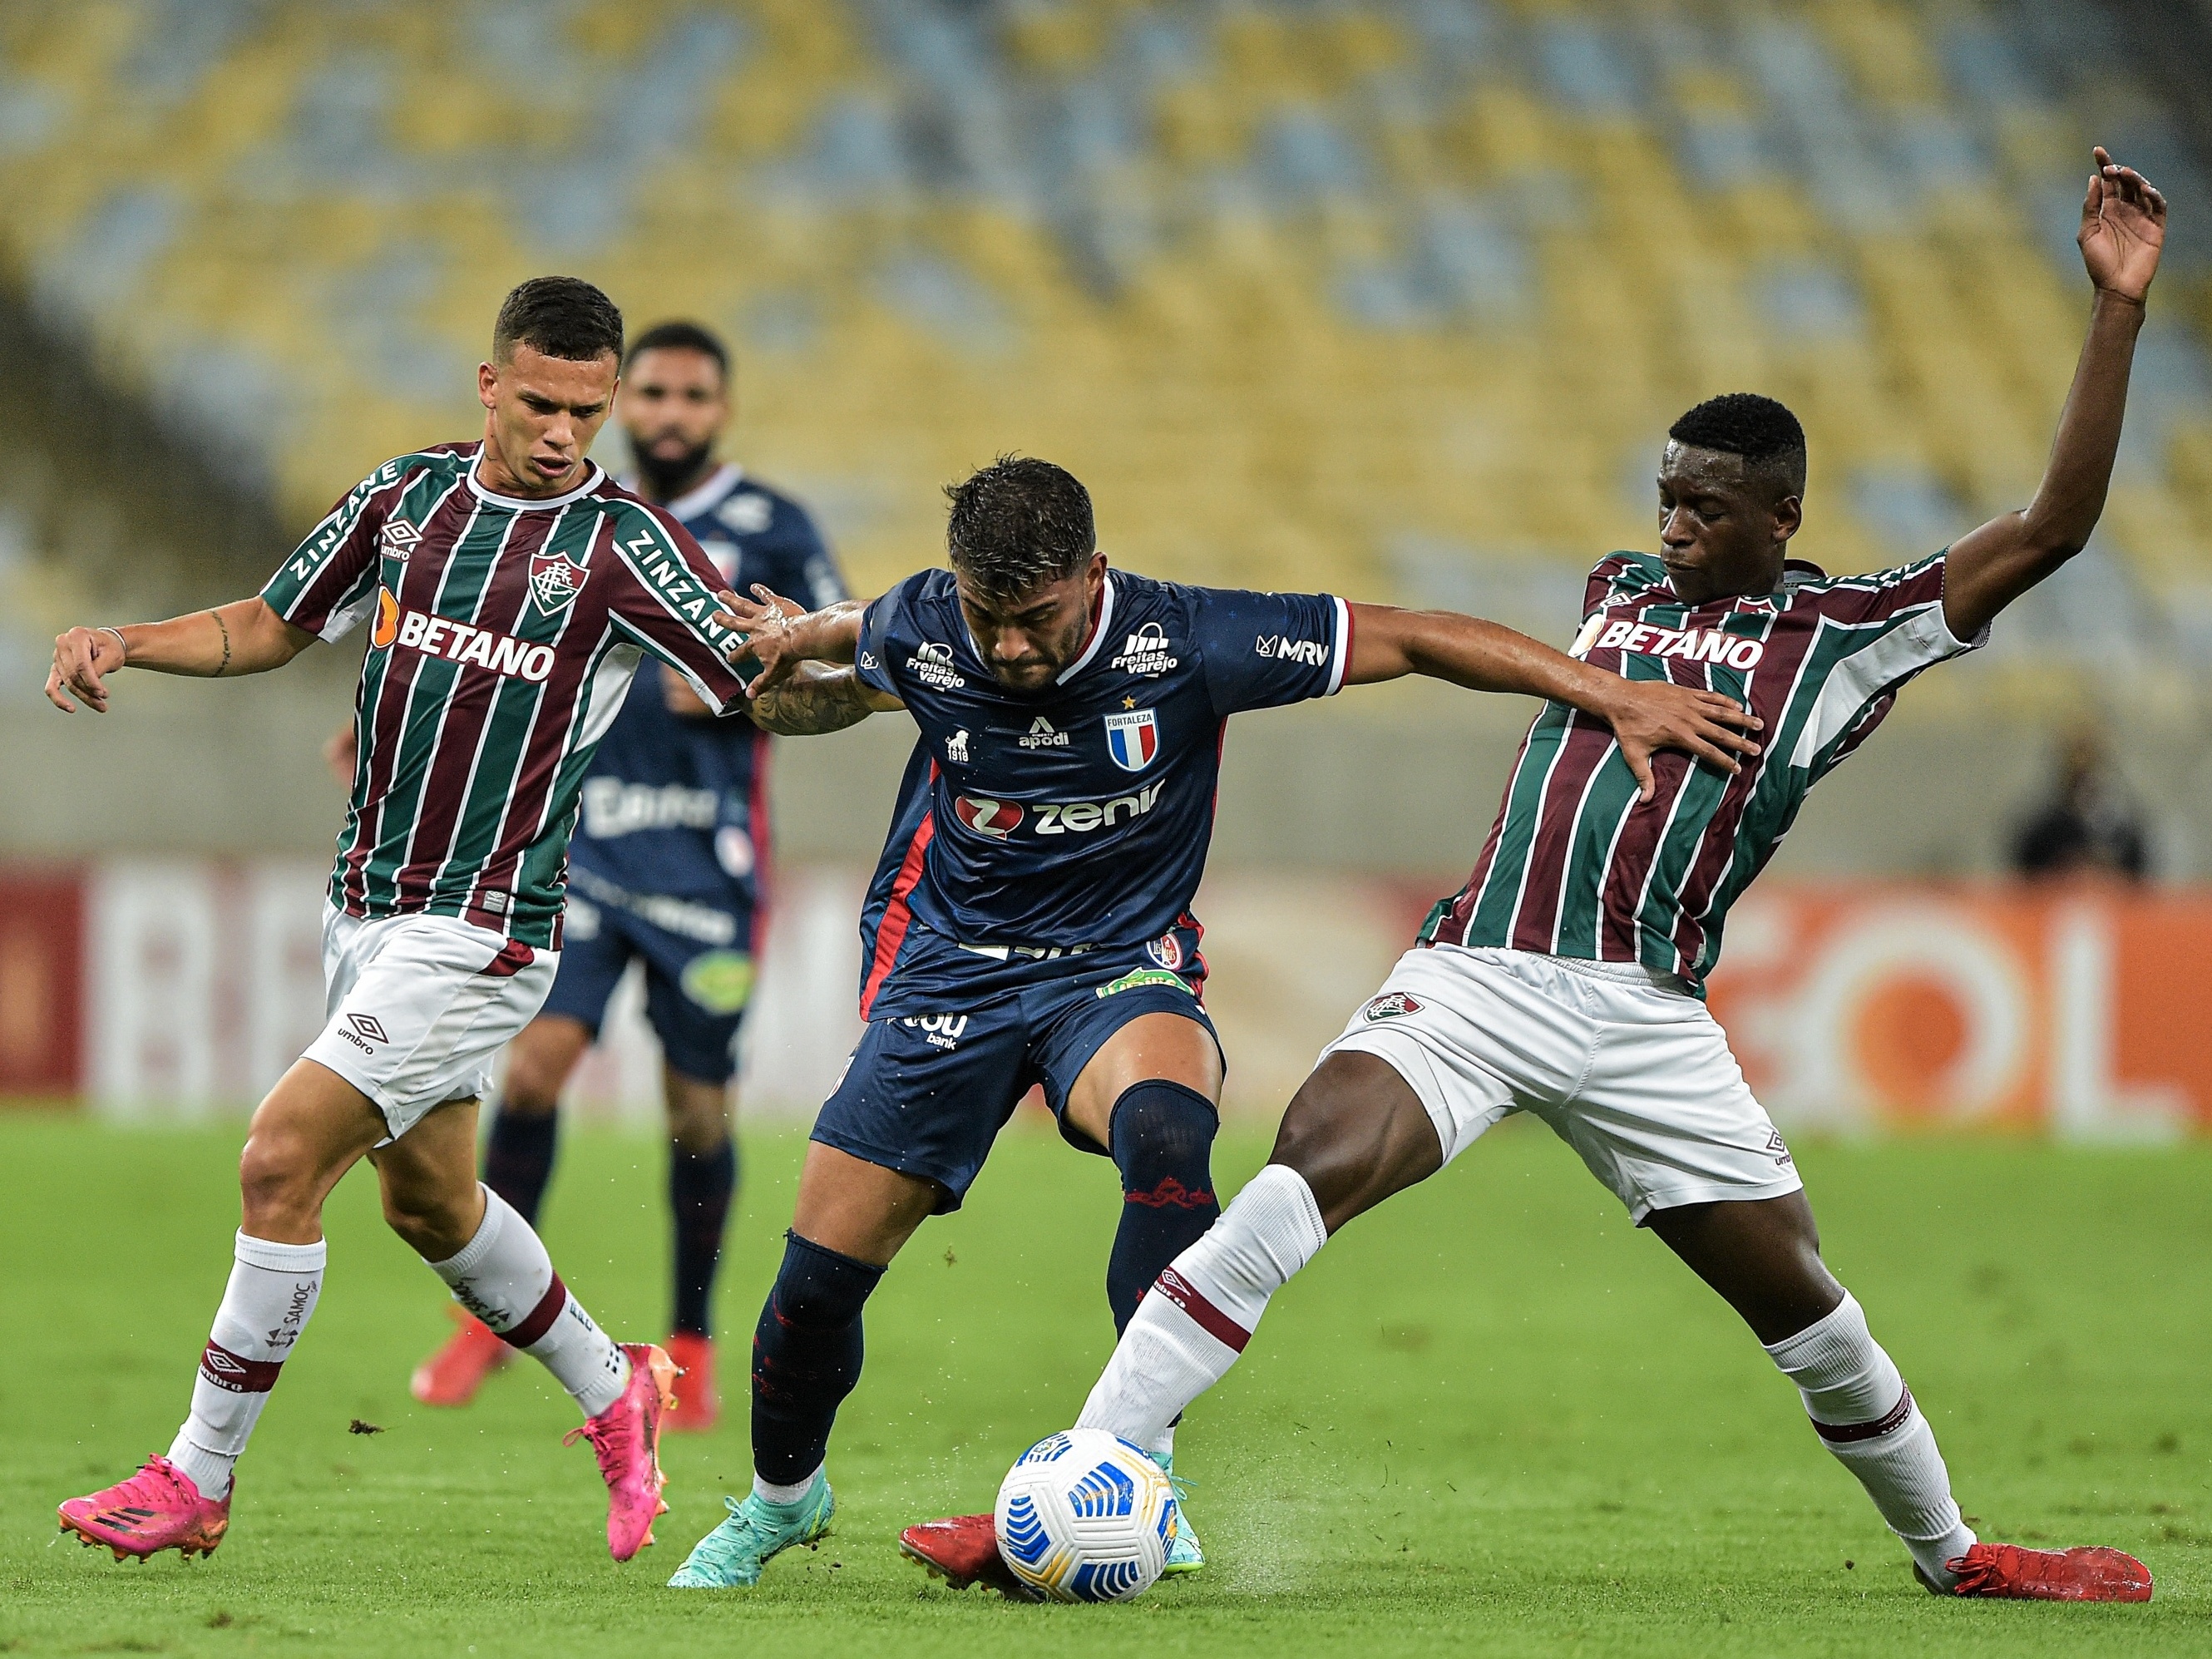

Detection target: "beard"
[632, 435, 716, 501]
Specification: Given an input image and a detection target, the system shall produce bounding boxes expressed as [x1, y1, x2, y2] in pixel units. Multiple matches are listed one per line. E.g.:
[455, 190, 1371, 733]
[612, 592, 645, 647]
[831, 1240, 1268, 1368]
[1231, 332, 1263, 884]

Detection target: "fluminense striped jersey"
[261, 442, 752, 950]
[1421, 550, 1982, 988]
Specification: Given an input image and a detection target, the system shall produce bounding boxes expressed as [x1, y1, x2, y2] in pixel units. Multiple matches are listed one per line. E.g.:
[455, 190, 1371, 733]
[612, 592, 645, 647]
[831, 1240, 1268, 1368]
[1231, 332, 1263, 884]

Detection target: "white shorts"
[303, 909, 558, 1143]
[1323, 945, 1802, 1223]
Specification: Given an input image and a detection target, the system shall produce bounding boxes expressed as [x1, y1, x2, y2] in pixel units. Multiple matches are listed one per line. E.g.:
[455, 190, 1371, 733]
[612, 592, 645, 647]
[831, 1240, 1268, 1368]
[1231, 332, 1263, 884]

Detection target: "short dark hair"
[943, 455, 1096, 600]
[626, 319, 729, 381]
[1667, 393, 1808, 496]
[492, 276, 624, 364]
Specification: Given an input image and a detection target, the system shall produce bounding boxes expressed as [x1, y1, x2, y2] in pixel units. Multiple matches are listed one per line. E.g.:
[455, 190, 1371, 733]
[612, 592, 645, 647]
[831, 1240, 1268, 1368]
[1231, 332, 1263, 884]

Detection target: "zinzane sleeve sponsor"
[1190, 586, 1349, 717]
[603, 507, 754, 716]
[259, 460, 407, 641]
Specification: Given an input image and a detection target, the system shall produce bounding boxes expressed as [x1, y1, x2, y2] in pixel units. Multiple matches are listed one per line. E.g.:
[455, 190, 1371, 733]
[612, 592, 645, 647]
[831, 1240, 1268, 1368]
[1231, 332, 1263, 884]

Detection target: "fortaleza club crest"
[1103, 708, 1158, 773]
[528, 549, 590, 616]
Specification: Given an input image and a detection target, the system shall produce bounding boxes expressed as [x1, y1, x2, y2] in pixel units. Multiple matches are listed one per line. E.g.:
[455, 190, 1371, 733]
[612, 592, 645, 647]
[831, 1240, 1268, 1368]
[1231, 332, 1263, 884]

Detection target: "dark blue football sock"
[751, 1231, 885, 1487]
[669, 1135, 737, 1337]
[1105, 1079, 1222, 1335]
[482, 1106, 559, 1227]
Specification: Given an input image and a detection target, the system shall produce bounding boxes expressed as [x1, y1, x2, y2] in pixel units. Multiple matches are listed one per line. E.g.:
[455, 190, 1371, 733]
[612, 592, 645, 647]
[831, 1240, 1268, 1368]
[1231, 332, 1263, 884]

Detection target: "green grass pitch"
[2, 1113, 2206, 1657]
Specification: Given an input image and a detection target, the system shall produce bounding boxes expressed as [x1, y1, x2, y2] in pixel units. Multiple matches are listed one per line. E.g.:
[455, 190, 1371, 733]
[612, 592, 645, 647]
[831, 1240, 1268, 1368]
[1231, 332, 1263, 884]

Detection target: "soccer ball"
[994, 1429, 1179, 1602]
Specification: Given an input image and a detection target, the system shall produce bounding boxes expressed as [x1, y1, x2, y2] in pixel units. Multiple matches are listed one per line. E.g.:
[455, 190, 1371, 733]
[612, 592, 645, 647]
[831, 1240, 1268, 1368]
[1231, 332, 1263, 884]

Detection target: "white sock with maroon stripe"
[168, 1232, 326, 1499]
[1076, 1165, 1327, 1454]
[428, 1187, 629, 1418]
[1765, 1293, 1977, 1588]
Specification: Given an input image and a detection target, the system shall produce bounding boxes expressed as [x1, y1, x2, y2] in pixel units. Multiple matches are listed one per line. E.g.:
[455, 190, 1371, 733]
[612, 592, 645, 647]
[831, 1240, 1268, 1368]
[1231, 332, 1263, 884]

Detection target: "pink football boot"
[565, 1341, 679, 1561]
[59, 1456, 230, 1561]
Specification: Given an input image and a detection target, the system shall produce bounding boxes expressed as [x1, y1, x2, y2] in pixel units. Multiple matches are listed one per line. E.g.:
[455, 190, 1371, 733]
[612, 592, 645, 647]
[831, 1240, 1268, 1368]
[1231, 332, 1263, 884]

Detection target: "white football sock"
[1077, 1164, 1327, 1452]
[1765, 1293, 1976, 1588]
[427, 1186, 629, 1418]
[168, 1232, 326, 1499]
[753, 1469, 820, 1506]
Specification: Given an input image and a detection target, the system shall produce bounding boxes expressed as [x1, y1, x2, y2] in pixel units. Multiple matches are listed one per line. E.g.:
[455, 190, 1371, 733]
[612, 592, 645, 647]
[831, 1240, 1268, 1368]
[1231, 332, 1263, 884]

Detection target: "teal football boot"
[1150, 1450, 1203, 1576]
[666, 1471, 834, 1588]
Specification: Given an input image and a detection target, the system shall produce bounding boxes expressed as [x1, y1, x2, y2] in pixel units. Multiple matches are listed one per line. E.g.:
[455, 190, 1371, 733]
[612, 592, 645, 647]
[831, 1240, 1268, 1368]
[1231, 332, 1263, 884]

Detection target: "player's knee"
[499, 1070, 563, 1117]
[378, 1179, 478, 1261]
[766, 1231, 884, 1332]
[1106, 1079, 1217, 1178]
[237, 1127, 320, 1228]
[664, 1080, 732, 1154]
[501, 1021, 587, 1113]
[1269, 1078, 1355, 1184]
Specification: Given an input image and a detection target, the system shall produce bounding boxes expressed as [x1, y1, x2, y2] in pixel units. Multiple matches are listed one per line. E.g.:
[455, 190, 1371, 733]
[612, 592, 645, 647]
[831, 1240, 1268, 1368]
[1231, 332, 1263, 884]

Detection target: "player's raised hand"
[2080, 146, 2165, 304]
[46, 625, 126, 713]
[1601, 681, 1762, 802]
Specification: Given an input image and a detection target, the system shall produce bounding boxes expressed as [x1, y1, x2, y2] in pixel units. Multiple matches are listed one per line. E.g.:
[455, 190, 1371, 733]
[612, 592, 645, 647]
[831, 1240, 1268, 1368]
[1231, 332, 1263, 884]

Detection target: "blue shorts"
[812, 962, 1222, 1212]
[540, 891, 756, 1084]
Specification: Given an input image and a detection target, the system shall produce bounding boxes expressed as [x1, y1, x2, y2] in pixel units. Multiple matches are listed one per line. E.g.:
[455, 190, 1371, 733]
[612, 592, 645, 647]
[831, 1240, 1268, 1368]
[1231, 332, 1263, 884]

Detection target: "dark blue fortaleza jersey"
[567, 464, 844, 907]
[852, 567, 1350, 1019]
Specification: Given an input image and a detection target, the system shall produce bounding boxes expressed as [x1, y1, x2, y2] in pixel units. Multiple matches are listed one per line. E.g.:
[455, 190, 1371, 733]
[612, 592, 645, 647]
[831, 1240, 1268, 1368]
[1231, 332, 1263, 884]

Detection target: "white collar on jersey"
[1053, 568, 1118, 685]
[466, 454, 605, 511]
[642, 462, 746, 523]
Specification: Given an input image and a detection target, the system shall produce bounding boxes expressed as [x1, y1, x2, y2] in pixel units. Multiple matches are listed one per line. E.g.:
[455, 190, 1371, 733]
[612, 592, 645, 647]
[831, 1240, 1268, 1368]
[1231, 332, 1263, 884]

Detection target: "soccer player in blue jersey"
[659, 455, 1762, 1587]
[408, 321, 844, 1428]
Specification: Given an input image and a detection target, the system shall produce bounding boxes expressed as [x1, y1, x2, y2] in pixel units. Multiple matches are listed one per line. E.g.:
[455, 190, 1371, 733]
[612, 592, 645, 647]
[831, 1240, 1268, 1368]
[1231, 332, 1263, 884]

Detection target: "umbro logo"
[1018, 714, 1069, 750]
[348, 1013, 388, 1044]
[380, 519, 422, 561]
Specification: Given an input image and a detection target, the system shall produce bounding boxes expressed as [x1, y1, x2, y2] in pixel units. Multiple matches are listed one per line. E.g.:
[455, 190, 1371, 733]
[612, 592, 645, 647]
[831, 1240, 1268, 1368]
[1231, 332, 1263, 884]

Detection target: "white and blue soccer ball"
[994, 1429, 1179, 1602]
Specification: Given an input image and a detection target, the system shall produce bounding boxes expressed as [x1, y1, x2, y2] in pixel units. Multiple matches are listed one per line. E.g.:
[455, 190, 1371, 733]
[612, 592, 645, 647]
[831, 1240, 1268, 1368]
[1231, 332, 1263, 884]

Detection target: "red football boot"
[1943, 1543, 2152, 1602]
[899, 1513, 1040, 1601]
[410, 1306, 510, 1406]
[663, 1332, 718, 1432]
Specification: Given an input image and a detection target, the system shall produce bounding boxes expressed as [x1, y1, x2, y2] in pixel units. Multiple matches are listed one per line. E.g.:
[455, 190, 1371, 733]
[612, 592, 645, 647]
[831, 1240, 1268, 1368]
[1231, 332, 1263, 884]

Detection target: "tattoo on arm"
[210, 610, 232, 678]
[748, 667, 876, 735]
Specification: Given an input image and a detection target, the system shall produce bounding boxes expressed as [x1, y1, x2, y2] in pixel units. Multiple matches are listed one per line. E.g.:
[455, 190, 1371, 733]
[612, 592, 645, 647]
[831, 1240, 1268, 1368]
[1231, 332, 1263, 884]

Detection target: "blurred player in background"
[660, 454, 1763, 1589]
[992, 149, 2166, 1605]
[406, 321, 844, 1429]
[45, 278, 754, 1567]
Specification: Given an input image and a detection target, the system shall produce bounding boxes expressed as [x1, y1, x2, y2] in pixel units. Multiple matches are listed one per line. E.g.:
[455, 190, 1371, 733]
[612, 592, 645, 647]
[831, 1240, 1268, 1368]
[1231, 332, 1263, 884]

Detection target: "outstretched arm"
[1345, 602, 1763, 801]
[747, 662, 903, 735]
[1943, 148, 2166, 641]
[47, 597, 315, 713]
[713, 588, 903, 735]
[715, 590, 868, 684]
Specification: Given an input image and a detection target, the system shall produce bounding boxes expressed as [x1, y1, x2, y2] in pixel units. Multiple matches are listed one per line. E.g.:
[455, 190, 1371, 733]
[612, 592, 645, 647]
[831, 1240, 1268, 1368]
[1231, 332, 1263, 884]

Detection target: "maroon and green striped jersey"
[261, 442, 752, 950]
[1421, 550, 1982, 989]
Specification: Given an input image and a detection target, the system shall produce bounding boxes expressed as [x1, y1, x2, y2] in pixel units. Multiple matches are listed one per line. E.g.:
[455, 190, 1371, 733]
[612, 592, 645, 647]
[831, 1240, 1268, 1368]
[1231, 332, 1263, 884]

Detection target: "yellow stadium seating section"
[1, 0, 2207, 665]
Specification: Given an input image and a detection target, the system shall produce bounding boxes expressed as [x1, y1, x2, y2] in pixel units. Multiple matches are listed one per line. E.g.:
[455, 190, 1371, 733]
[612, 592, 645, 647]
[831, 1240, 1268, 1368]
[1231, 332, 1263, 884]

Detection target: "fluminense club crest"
[529, 548, 590, 615]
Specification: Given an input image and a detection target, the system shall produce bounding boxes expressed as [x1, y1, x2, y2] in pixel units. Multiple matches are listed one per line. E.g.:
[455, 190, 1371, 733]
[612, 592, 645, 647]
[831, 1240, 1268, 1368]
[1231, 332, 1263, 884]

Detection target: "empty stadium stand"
[2, 1, 2210, 871]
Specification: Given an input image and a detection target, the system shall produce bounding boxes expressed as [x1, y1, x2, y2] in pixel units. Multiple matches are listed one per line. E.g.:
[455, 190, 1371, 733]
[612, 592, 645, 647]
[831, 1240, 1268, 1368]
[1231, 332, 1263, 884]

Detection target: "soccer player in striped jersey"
[659, 457, 1762, 1590]
[46, 277, 756, 1567]
[942, 150, 2168, 1603]
[407, 319, 846, 1430]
